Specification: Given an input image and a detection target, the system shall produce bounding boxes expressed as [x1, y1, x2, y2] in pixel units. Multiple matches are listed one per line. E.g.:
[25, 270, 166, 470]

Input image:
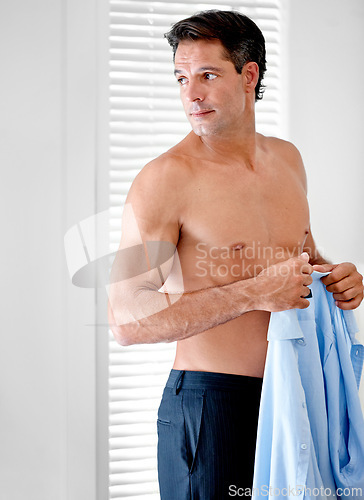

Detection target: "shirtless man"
[107, 10, 364, 499]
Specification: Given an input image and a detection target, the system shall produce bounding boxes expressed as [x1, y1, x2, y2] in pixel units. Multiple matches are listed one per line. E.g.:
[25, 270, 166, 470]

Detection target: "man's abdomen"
[173, 311, 270, 378]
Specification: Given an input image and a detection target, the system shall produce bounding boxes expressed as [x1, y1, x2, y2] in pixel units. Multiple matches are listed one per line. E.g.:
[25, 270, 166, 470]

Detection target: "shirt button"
[302, 402, 306, 409]
[301, 443, 307, 450]
[356, 349, 359, 356]
[296, 338, 306, 345]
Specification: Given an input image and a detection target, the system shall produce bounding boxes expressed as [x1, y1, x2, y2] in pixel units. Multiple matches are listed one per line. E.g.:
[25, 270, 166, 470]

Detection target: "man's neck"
[198, 127, 259, 171]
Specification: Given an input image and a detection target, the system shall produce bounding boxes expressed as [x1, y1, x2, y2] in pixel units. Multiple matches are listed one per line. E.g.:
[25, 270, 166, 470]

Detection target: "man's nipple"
[231, 242, 245, 252]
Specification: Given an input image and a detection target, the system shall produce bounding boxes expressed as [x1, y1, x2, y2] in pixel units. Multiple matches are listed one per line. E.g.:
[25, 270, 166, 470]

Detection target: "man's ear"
[244, 62, 259, 95]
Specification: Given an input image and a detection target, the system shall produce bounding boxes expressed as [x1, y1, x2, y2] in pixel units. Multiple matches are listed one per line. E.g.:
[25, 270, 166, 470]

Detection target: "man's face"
[174, 39, 248, 137]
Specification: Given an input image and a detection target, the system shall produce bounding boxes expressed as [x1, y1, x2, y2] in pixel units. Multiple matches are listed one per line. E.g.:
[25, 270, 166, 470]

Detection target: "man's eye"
[205, 73, 217, 80]
[177, 77, 188, 85]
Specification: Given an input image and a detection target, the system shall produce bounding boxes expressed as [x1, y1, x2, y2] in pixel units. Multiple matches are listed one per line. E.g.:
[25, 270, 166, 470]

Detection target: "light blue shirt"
[252, 272, 364, 500]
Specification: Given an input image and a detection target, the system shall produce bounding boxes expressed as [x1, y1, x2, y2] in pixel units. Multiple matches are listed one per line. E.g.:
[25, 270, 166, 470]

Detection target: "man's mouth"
[190, 110, 214, 118]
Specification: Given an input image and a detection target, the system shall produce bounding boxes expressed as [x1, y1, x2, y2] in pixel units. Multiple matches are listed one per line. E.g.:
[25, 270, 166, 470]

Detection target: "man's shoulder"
[260, 135, 307, 190]
[261, 135, 302, 160]
[138, 151, 192, 182]
[136, 135, 195, 182]
[129, 140, 193, 201]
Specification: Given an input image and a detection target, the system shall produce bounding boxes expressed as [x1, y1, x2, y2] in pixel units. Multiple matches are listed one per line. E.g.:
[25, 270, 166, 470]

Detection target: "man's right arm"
[107, 158, 313, 346]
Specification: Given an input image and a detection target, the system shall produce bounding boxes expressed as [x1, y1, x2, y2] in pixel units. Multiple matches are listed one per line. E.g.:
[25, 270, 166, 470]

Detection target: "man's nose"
[185, 80, 205, 102]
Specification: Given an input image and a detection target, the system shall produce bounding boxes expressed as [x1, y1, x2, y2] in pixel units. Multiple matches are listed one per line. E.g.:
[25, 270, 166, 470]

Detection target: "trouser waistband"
[166, 369, 263, 395]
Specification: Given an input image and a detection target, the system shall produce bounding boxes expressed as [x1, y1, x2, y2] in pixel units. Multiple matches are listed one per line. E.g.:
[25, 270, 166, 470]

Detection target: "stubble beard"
[189, 114, 227, 137]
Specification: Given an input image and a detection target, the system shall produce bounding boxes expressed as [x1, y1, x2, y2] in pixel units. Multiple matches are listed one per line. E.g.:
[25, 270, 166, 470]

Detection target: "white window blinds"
[108, 1, 283, 499]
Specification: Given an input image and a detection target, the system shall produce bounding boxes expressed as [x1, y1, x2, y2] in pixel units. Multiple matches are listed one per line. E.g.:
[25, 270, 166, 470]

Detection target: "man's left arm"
[303, 229, 364, 310]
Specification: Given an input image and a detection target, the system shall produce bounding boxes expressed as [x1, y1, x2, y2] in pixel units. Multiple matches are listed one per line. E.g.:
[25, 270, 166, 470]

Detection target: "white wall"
[287, 0, 364, 403]
[0, 1, 107, 499]
[0, 2, 66, 498]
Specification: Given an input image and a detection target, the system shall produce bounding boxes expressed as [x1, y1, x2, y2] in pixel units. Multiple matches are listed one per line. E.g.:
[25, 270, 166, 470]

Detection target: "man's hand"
[313, 262, 364, 310]
[254, 252, 314, 312]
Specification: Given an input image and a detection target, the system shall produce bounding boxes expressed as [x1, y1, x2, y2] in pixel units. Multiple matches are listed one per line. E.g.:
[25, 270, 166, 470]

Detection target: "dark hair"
[164, 10, 267, 101]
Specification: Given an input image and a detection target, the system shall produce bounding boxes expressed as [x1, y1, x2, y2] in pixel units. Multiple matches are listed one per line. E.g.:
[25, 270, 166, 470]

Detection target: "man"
[107, 10, 364, 499]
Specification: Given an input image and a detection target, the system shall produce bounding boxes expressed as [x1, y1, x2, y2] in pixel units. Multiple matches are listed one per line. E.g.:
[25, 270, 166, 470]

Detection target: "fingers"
[301, 263, 313, 275]
[320, 262, 357, 286]
[303, 274, 313, 286]
[324, 275, 354, 293]
[312, 263, 336, 273]
[294, 254, 313, 275]
[327, 274, 362, 298]
[298, 252, 310, 262]
[333, 285, 363, 301]
[265, 258, 363, 311]
[297, 297, 310, 309]
[336, 294, 364, 310]
[333, 279, 364, 305]
[301, 286, 311, 298]
[319, 262, 364, 310]
[295, 258, 313, 302]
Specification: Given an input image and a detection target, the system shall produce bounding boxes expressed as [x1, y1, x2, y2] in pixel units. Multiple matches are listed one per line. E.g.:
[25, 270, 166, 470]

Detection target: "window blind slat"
[110, 34, 280, 47]
[110, 0, 280, 14]
[110, 447, 157, 462]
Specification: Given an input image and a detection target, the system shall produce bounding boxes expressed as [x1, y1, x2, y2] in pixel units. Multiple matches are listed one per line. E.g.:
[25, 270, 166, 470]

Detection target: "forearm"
[108, 278, 259, 346]
[108, 254, 314, 346]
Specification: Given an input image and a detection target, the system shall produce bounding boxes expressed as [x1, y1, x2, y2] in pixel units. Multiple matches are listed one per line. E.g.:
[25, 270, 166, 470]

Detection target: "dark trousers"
[157, 369, 263, 499]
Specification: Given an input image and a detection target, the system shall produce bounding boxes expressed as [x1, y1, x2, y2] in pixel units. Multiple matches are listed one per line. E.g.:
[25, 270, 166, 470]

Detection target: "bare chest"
[176, 163, 309, 285]
[184, 163, 307, 238]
